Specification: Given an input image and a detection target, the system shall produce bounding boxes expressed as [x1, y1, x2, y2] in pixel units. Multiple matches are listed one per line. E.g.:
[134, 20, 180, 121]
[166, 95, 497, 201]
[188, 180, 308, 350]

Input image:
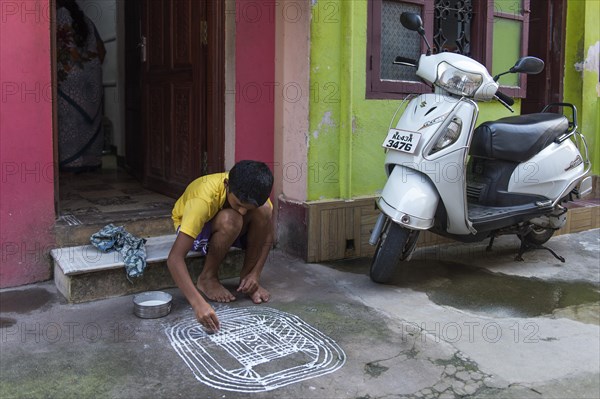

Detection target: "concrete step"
[51, 234, 243, 303]
[54, 209, 174, 247]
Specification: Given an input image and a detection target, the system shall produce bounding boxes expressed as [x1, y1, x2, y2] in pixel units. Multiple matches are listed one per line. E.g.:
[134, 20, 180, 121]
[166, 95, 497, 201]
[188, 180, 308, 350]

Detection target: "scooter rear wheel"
[370, 220, 420, 284]
[523, 227, 555, 245]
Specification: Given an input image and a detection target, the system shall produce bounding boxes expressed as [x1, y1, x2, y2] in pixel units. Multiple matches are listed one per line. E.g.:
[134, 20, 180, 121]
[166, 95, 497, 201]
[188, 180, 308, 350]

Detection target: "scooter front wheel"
[370, 220, 420, 284]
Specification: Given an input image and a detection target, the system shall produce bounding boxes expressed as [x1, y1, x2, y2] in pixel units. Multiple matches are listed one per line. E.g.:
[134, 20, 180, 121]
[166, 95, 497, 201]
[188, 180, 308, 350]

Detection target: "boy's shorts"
[178, 220, 247, 256]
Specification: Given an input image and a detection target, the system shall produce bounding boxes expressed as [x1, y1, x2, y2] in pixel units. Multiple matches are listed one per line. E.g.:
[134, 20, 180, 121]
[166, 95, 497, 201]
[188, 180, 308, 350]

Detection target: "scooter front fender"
[378, 165, 439, 230]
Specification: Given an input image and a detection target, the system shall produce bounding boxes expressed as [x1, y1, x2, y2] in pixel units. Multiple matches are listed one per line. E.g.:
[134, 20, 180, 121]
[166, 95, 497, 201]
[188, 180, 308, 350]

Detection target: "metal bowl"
[133, 291, 172, 319]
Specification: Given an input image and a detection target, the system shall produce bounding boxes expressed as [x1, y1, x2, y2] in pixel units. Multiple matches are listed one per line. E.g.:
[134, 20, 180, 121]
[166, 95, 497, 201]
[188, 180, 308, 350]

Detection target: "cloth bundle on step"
[90, 224, 147, 280]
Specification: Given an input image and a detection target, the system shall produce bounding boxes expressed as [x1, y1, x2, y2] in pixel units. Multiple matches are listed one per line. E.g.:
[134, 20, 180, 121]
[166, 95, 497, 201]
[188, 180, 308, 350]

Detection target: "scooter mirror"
[400, 12, 424, 33]
[510, 56, 545, 74]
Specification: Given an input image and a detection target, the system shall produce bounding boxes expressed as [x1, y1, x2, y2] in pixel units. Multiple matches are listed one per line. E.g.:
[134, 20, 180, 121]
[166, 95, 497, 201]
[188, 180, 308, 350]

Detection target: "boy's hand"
[194, 302, 220, 332]
[237, 274, 259, 294]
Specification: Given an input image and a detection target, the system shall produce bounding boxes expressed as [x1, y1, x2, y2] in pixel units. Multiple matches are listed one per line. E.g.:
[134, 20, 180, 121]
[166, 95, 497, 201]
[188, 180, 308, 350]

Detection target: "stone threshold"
[51, 235, 189, 276]
[52, 235, 243, 303]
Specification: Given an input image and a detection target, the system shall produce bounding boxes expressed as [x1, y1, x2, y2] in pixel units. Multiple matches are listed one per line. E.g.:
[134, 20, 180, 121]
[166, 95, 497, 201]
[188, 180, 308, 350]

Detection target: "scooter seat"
[470, 113, 569, 162]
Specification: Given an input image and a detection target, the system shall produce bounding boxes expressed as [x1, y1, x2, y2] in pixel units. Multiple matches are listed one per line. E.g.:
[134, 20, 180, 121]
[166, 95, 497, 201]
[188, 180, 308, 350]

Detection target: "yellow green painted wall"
[308, 0, 420, 200]
[564, 0, 599, 175]
[307, 0, 521, 200]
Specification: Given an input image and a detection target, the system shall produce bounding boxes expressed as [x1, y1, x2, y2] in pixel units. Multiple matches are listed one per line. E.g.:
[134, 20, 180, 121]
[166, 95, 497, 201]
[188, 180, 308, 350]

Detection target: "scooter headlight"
[436, 62, 483, 97]
[430, 117, 462, 154]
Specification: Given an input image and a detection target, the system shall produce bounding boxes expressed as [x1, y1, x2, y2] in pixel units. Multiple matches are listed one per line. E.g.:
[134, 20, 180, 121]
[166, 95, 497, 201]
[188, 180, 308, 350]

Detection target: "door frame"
[52, 0, 226, 211]
[521, 0, 567, 114]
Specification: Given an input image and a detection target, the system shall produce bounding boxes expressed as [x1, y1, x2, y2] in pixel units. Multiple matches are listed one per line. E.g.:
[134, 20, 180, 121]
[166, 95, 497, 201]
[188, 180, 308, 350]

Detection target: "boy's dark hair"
[228, 160, 273, 206]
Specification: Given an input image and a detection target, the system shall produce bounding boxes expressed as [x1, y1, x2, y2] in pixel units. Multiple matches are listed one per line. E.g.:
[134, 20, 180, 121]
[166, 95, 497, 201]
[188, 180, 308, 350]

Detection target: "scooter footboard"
[378, 165, 439, 230]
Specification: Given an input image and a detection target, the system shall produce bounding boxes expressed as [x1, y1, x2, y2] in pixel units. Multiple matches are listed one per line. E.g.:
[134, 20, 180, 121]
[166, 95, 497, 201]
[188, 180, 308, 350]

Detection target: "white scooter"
[369, 12, 592, 283]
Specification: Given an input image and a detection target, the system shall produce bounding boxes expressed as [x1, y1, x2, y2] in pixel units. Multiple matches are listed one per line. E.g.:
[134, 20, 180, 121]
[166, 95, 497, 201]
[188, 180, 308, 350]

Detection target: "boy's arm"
[167, 233, 220, 331]
[238, 202, 273, 294]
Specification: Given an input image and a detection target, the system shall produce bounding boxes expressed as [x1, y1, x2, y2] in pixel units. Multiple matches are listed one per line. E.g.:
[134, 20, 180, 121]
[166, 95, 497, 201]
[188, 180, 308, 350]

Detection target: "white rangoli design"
[166, 306, 346, 392]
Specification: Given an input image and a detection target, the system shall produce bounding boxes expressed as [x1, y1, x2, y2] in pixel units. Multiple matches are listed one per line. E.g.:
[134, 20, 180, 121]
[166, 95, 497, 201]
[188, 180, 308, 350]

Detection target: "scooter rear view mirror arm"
[493, 70, 510, 82]
[418, 31, 433, 55]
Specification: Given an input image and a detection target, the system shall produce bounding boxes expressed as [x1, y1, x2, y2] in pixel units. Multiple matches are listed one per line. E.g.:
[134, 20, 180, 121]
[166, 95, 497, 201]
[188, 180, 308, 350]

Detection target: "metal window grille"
[433, 0, 473, 55]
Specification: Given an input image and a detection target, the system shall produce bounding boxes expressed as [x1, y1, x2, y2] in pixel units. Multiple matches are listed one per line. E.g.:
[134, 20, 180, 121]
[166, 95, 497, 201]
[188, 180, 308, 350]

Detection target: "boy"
[167, 160, 274, 332]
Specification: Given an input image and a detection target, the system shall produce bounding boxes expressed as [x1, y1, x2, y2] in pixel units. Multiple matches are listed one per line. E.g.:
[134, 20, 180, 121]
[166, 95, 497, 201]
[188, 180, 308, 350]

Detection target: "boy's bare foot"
[197, 278, 236, 302]
[249, 285, 270, 304]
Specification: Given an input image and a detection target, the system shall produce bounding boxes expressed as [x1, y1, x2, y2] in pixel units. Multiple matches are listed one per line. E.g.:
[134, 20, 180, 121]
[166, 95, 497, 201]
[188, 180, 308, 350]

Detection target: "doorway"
[55, 0, 225, 224]
[521, 0, 566, 115]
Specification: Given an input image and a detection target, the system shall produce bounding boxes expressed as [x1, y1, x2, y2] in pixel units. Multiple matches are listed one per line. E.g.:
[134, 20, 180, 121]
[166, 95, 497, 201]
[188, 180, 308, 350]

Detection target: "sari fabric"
[57, 7, 105, 172]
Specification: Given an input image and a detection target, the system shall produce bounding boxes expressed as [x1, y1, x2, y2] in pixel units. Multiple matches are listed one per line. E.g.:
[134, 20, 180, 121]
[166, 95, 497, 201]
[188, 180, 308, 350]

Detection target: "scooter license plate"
[382, 129, 421, 154]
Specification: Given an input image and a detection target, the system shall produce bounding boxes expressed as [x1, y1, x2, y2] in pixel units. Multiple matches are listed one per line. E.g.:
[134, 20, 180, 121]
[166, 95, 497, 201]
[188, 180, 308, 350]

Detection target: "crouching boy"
[167, 160, 274, 331]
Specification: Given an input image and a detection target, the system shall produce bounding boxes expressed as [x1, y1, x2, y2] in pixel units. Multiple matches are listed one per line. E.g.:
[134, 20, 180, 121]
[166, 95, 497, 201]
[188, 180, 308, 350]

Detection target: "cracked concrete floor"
[1, 229, 599, 398]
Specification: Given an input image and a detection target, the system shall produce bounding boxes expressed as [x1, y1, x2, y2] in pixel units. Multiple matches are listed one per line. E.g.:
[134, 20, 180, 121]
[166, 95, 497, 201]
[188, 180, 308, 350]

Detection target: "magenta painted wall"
[0, 0, 55, 287]
[235, 0, 275, 166]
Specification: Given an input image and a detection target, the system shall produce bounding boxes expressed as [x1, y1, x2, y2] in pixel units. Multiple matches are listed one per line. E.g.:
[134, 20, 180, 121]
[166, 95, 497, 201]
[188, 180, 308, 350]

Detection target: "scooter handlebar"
[495, 90, 515, 106]
[393, 56, 418, 67]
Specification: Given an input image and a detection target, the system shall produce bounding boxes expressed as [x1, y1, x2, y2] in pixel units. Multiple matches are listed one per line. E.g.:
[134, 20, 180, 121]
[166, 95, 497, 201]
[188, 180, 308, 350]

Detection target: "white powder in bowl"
[139, 300, 167, 306]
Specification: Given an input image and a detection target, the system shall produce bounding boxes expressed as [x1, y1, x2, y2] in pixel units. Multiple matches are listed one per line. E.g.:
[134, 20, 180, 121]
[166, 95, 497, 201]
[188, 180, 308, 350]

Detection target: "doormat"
[165, 306, 346, 392]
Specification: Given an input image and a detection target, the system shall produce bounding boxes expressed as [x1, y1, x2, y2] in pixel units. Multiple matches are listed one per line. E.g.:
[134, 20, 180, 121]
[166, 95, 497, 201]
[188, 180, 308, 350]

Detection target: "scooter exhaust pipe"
[369, 213, 387, 246]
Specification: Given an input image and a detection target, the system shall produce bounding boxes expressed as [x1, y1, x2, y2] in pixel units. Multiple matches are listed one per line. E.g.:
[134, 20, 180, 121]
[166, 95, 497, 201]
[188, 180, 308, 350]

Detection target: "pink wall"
[235, 0, 275, 167]
[0, 0, 55, 287]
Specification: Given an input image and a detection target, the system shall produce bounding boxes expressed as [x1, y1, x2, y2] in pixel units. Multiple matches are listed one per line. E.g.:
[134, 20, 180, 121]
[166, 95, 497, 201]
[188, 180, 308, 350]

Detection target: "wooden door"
[141, 0, 205, 197]
[521, 0, 566, 115]
[125, 0, 224, 196]
[141, 0, 209, 198]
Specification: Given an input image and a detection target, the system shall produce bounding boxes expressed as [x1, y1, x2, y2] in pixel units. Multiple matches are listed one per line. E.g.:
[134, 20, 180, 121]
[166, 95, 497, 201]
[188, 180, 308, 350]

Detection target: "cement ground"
[1, 229, 599, 399]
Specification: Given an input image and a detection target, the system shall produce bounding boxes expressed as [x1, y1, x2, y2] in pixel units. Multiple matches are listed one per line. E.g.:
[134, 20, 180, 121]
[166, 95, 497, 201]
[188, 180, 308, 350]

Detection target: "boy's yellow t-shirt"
[171, 172, 229, 238]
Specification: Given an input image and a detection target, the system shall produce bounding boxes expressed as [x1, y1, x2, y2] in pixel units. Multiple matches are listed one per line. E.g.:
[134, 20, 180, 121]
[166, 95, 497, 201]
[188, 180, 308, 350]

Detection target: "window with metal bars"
[433, 0, 472, 55]
[367, 0, 530, 99]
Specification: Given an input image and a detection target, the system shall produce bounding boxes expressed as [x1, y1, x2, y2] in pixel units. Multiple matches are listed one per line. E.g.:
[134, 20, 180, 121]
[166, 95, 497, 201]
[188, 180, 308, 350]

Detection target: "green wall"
[564, 0, 600, 175]
[309, 0, 403, 200]
[307, 0, 595, 201]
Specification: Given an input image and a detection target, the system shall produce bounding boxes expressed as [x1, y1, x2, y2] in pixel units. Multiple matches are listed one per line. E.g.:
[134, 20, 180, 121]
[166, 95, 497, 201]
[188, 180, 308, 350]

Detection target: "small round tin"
[133, 291, 172, 319]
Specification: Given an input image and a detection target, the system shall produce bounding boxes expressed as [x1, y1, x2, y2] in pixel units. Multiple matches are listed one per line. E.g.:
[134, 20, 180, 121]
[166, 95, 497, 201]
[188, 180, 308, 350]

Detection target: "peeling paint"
[574, 42, 599, 77]
[583, 41, 600, 96]
[584, 41, 598, 73]
[320, 111, 335, 127]
[312, 111, 336, 140]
